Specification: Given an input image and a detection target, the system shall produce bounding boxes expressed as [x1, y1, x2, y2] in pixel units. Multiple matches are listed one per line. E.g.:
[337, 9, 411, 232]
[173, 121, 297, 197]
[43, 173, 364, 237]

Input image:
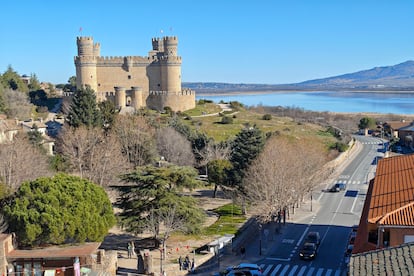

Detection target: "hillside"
[183, 60, 414, 93]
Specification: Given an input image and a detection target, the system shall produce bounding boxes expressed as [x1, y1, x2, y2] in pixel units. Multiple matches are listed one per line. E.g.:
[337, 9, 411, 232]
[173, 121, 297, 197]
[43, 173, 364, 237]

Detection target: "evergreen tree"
[3, 173, 116, 247]
[28, 74, 41, 91]
[1, 65, 28, 93]
[115, 165, 205, 235]
[27, 124, 43, 148]
[0, 85, 5, 114]
[66, 86, 102, 128]
[98, 100, 117, 132]
[227, 125, 265, 194]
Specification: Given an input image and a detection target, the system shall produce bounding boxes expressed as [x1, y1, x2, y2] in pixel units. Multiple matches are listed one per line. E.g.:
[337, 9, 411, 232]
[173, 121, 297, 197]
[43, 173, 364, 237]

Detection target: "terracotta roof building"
[353, 154, 414, 254]
[350, 242, 414, 275]
[383, 120, 412, 139]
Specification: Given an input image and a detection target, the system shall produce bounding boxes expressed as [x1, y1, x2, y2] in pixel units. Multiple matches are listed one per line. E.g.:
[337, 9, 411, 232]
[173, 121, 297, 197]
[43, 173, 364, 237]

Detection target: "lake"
[196, 91, 414, 115]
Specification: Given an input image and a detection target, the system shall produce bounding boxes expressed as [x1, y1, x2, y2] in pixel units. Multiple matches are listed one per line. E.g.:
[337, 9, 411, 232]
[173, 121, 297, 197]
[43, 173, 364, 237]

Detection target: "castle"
[74, 36, 195, 112]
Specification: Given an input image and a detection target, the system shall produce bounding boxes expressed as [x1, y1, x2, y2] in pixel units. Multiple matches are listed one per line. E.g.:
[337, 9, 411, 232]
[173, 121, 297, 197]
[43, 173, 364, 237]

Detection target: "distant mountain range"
[184, 60, 414, 93]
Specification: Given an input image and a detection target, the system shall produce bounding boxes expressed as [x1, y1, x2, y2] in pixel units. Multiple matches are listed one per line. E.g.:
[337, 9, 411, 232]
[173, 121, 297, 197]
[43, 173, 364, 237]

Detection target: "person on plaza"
[191, 258, 195, 273]
[185, 255, 190, 271]
[127, 242, 133, 259]
[178, 256, 183, 270]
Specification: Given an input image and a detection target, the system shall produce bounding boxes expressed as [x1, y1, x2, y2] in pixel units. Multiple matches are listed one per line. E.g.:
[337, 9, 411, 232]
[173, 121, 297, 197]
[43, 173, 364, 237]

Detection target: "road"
[245, 135, 384, 276]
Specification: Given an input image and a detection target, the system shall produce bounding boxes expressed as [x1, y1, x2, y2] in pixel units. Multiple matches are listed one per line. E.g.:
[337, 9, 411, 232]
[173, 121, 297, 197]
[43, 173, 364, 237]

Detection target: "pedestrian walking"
[191, 258, 195, 273]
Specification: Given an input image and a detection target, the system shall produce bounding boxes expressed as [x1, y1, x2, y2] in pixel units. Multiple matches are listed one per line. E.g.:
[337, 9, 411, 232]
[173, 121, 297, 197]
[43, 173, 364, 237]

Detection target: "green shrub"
[330, 142, 348, 152]
[221, 116, 233, 124]
[262, 114, 272, 120]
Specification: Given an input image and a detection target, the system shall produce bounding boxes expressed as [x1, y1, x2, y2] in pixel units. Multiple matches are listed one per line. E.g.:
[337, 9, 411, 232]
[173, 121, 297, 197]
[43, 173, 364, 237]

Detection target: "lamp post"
[259, 224, 262, 256]
[310, 190, 313, 212]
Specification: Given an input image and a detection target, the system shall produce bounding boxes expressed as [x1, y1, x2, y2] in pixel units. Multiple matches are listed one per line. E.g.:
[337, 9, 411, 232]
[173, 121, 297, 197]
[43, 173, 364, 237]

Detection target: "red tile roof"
[7, 243, 100, 259]
[385, 121, 412, 130]
[368, 154, 414, 225]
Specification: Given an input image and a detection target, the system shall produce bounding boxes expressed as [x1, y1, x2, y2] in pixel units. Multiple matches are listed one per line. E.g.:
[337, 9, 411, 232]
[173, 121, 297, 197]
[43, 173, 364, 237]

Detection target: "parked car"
[329, 183, 346, 192]
[299, 242, 318, 260]
[304, 231, 321, 247]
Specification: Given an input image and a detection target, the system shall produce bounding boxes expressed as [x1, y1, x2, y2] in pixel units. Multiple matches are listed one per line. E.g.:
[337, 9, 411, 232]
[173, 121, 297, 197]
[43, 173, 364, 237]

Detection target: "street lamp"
[259, 224, 262, 256]
[310, 190, 313, 212]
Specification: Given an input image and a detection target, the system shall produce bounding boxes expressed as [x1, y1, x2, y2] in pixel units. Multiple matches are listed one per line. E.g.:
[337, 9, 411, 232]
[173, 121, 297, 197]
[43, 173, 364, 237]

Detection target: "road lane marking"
[297, 266, 307, 276]
[279, 264, 290, 276]
[288, 265, 298, 276]
[270, 264, 282, 276]
[266, 257, 290, 262]
[263, 264, 273, 275]
[305, 267, 314, 276]
[316, 268, 324, 276]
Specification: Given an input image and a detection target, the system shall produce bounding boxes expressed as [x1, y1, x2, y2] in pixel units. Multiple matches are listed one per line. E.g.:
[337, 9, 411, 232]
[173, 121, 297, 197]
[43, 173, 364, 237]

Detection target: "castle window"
[128, 75, 131, 79]
[98, 83, 101, 87]
[90, 75, 93, 79]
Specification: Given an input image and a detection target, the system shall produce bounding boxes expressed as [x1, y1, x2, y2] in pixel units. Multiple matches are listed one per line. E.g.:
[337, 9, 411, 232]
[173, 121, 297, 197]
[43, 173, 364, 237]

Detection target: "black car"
[299, 242, 317, 260]
[304, 231, 321, 247]
[329, 183, 346, 192]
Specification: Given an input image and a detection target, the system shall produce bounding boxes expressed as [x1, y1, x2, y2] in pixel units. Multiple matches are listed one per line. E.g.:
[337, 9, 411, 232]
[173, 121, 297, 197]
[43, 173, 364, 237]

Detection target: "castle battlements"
[75, 35, 195, 112]
[149, 89, 195, 96]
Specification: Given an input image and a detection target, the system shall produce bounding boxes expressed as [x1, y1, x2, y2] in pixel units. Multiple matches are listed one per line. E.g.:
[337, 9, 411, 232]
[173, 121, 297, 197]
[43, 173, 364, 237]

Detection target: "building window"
[98, 83, 101, 87]
[128, 75, 131, 79]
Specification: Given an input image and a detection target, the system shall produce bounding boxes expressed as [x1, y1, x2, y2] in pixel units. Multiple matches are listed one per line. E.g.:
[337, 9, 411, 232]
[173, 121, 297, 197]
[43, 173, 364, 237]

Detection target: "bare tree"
[145, 204, 186, 272]
[244, 136, 328, 223]
[156, 127, 195, 166]
[0, 134, 52, 191]
[112, 114, 157, 166]
[196, 141, 231, 175]
[3, 88, 34, 120]
[59, 125, 130, 186]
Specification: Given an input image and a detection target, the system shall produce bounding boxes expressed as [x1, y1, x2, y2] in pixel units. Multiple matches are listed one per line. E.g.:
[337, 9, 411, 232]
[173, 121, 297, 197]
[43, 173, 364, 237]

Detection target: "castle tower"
[114, 87, 126, 109]
[74, 37, 98, 93]
[159, 36, 181, 92]
[131, 86, 143, 109]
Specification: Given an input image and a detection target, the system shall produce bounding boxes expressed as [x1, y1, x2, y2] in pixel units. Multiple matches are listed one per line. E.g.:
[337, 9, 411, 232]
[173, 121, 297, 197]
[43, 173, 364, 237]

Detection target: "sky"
[1, 0, 414, 85]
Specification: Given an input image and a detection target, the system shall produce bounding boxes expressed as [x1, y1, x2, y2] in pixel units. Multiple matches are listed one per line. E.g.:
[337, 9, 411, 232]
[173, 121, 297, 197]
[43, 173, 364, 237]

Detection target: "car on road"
[304, 231, 321, 247]
[329, 183, 346, 192]
[215, 263, 263, 276]
[299, 242, 318, 260]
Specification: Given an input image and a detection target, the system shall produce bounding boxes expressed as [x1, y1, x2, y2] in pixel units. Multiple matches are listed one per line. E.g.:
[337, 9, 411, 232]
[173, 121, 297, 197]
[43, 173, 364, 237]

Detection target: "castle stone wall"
[147, 89, 195, 112]
[96, 65, 149, 95]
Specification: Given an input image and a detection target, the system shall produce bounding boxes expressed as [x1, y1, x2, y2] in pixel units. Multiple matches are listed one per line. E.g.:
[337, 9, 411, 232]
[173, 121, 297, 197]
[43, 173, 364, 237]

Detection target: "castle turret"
[74, 37, 98, 92]
[114, 86, 126, 109]
[131, 86, 143, 109]
[159, 36, 181, 92]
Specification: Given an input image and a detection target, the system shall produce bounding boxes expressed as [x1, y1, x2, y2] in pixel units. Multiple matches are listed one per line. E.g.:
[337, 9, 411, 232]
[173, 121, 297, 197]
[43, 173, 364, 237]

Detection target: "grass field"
[183, 102, 338, 149]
